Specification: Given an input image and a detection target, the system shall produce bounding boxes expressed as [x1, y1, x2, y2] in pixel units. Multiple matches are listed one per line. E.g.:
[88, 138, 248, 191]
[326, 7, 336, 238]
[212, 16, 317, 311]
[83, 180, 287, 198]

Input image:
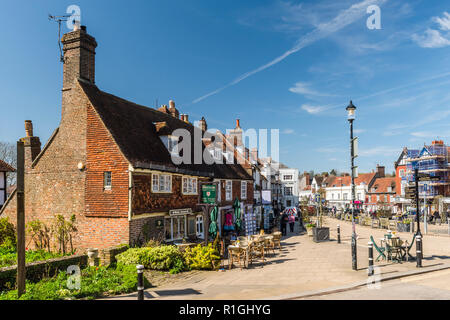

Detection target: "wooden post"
[16, 141, 26, 297]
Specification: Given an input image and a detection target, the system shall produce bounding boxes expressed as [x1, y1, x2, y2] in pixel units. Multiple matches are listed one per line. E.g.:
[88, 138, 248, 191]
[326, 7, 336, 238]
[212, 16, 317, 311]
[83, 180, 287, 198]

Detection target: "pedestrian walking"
[280, 211, 288, 236]
[288, 214, 295, 233]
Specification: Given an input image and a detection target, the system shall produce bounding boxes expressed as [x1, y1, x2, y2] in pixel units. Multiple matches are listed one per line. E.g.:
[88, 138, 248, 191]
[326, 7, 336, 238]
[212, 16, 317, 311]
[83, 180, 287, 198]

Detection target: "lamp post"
[346, 100, 357, 271]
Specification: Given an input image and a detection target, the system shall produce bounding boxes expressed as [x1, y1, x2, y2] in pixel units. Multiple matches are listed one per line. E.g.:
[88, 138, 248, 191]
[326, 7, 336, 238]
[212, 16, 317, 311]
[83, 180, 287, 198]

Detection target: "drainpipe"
[128, 164, 134, 222]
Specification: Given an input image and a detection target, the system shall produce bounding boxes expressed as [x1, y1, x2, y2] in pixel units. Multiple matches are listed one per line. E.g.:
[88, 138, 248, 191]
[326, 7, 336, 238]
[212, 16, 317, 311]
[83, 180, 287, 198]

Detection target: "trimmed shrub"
[116, 245, 187, 274]
[115, 247, 151, 266]
[184, 244, 220, 271]
[140, 246, 186, 274]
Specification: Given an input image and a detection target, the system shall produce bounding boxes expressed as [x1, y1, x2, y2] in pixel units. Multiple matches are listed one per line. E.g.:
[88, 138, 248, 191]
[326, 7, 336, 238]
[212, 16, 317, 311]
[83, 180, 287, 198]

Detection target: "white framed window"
[152, 173, 172, 193]
[343, 193, 348, 200]
[182, 177, 198, 195]
[283, 175, 293, 181]
[196, 215, 204, 239]
[226, 180, 232, 201]
[104, 172, 112, 191]
[284, 187, 293, 196]
[241, 181, 247, 199]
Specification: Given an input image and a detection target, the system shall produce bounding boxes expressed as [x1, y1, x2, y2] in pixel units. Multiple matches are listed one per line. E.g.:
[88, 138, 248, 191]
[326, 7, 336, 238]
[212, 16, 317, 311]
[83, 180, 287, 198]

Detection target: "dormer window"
[160, 135, 179, 157]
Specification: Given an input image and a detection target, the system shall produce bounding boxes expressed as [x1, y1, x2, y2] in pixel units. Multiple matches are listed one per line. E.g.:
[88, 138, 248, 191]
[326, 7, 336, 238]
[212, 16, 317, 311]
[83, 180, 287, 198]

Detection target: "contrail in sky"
[191, 0, 387, 104]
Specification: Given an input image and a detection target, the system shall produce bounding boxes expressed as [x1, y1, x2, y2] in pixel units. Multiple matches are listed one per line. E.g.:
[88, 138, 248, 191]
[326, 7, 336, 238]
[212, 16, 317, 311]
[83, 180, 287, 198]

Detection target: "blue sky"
[1, 0, 450, 175]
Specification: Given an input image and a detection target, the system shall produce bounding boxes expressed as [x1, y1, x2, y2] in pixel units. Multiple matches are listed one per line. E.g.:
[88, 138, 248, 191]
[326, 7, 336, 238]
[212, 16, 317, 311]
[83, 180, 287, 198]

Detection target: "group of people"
[279, 207, 305, 236]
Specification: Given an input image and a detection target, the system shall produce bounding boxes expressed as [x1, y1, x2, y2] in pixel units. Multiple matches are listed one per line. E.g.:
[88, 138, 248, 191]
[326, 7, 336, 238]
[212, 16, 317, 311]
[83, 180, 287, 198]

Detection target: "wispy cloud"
[300, 104, 327, 114]
[410, 130, 450, 138]
[282, 128, 295, 134]
[289, 82, 337, 97]
[413, 12, 450, 48]
[359, 146, 399, 157]
[192, 0, 387, 104]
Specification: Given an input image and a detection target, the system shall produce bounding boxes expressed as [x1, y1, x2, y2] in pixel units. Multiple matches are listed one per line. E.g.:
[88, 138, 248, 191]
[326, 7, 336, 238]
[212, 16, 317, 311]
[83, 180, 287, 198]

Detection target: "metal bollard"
[337, 225, 341, 244]
[137, 264, 144, 300]
[368, 242, 374, 276]
[416, 236, 422, 268]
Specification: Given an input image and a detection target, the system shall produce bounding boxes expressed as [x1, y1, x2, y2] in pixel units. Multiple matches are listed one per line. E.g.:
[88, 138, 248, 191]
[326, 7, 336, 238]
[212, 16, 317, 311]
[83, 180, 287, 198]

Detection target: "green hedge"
[0, 264, 147, 300]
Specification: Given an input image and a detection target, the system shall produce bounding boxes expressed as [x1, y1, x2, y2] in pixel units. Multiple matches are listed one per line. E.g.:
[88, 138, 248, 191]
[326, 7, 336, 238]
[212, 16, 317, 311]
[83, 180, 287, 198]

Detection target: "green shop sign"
[201, 184, 217, 204]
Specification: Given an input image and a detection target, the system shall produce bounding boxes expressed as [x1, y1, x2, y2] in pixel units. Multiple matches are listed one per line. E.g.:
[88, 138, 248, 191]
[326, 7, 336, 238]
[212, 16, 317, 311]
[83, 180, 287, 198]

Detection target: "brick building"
[0, 26, 253, 251]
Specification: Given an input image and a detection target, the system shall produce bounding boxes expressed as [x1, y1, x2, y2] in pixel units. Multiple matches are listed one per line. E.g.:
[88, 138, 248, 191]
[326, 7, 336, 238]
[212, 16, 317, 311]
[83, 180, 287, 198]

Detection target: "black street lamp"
[346, 100, 357, 271]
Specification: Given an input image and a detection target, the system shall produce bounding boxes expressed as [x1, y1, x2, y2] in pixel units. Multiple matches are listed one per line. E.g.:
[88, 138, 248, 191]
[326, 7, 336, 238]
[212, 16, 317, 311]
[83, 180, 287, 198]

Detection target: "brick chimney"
[228, 119, 243, 147]
[61, 26, 97, 89]
[376, 164, 385, 178]
[60, 26, 97, 122]
[199, 117, 207, 132]
[20, 120, 41, 170]
[168, 100, 179, 118]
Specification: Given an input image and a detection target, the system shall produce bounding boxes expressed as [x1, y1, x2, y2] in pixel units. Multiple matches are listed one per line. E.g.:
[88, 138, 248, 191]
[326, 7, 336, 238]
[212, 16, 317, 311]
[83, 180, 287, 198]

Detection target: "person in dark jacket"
[280, 211, 289, 236]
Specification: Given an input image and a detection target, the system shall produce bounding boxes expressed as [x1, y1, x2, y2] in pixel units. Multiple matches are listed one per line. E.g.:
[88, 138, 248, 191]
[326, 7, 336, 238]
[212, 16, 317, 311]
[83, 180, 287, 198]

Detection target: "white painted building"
[279, 168, 299, 207]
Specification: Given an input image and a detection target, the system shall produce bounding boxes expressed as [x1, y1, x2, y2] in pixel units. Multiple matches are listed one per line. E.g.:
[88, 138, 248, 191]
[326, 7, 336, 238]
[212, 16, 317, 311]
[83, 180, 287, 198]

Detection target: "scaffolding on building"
[404, 140, 450, 200]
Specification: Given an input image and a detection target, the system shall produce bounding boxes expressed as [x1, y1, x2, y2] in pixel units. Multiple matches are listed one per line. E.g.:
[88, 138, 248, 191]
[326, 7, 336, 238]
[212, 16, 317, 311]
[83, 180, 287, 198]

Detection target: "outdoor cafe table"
[228, 241, 252, 268]
[380, 236, 406, 262]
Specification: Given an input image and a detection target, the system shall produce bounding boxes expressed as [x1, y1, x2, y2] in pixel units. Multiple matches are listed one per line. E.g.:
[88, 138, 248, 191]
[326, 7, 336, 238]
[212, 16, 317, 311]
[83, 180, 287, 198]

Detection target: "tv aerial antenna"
[48, 14, 74, 63]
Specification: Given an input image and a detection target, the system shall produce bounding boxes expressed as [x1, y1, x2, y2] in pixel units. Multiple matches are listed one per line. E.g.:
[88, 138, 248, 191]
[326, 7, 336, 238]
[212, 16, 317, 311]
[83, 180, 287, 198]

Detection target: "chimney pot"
[236, 119, 241, 128]
[25, 120, 33, 137]
[184, 114, 189, 123]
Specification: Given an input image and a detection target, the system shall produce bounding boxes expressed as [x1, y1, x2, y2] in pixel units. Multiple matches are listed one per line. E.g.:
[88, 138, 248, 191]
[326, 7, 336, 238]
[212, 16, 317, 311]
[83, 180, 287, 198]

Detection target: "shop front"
[164, 208, 202, 242]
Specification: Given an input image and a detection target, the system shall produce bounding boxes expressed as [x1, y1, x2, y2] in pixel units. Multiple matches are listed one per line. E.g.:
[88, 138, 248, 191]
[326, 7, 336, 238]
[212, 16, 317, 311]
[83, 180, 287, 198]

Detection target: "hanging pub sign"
[201, 184, 217, 204]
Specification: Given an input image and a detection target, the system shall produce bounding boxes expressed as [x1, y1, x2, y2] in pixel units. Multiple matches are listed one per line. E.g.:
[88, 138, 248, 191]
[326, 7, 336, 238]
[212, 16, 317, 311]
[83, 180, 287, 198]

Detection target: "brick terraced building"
[0, 26, 253, 250]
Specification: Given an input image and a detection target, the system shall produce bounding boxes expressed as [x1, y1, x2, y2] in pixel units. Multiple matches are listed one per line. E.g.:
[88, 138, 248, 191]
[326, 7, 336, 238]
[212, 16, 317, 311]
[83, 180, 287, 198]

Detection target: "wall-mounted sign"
[201, 184, 217, 204]
[261, 190, 272, 205]
[169, 208, 192, 216]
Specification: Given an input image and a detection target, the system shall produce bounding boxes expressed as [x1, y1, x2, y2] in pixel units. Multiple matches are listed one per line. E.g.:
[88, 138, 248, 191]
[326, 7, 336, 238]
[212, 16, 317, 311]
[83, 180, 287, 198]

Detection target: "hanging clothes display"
[223, 210, 235, 231]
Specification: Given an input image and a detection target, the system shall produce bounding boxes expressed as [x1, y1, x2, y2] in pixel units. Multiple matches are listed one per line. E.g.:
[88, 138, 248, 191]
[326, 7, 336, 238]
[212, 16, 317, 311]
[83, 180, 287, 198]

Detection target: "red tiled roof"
[368, 177, 396, 193]
[329, 173, 376, 187]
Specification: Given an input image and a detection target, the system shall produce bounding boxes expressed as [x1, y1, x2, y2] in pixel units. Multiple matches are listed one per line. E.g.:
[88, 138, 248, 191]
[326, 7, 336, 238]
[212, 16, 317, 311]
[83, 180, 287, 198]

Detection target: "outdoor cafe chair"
[386, 237, 403, 263]
[249, 238, 265, 265]
[401, 234, 416, 262]
[228, 245, 247, 270]
[370, 235, 387, 261]
[262, 236, 275, 256]
[271, 232, 282, 250]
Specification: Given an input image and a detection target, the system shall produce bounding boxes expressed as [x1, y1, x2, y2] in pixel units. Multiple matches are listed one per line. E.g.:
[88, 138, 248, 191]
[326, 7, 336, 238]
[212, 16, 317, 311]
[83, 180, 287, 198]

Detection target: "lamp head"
[346, 100, 356, 120]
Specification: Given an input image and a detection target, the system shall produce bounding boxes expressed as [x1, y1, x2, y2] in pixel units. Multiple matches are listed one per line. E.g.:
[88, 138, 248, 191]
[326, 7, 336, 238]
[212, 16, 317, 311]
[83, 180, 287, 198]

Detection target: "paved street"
[106, 216, 450, 300]
[302, 269, 450, 300]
